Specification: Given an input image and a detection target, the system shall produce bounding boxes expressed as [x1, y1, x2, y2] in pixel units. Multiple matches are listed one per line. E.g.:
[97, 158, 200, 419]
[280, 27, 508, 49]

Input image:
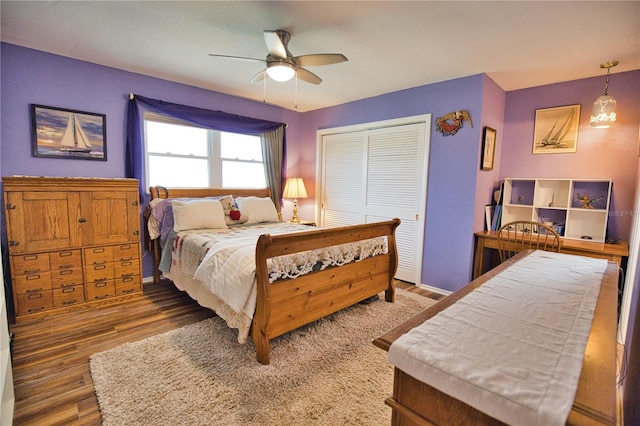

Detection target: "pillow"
[235, 196, 279, 224]
[219, 195, 249, 226]
[172, 199, 227, 232]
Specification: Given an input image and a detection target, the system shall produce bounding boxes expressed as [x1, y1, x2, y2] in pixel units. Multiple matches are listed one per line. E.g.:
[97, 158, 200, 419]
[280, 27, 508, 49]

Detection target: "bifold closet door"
[321, 122, 427, 283]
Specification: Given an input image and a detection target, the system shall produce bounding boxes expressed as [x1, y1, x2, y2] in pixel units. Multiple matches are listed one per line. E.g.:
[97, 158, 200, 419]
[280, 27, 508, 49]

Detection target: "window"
[144, 114, 266, 189]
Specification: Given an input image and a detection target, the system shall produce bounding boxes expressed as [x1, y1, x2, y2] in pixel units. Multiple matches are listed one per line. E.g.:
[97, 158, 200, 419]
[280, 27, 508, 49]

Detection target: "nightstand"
[290, 220, 316, 226]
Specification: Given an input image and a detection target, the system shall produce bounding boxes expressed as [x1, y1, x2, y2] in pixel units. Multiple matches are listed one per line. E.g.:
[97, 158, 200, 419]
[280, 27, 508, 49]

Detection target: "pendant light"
[590, 61, 619, 128]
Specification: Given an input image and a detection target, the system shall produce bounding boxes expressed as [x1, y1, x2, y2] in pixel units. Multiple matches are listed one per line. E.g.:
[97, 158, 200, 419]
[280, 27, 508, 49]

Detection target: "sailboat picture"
[31, 104, 106, 160]
[532, 104, 580, 154]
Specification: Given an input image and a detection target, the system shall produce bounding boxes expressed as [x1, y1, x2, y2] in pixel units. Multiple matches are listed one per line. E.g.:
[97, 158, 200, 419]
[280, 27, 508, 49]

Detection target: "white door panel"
[319, 116, 430, 284]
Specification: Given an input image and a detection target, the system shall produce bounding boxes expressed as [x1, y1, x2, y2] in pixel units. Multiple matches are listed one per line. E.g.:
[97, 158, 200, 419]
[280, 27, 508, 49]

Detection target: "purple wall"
[301, 75, 486, 292]
[501, 70, 640, 241]
[0, 43, 297, 179]
[2, 43, 639, 294]
[0, 43, 300, 278]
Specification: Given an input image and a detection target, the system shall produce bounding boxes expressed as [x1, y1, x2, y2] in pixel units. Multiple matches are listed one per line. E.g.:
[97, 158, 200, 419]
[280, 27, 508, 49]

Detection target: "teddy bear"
[219, 195, 248, 225]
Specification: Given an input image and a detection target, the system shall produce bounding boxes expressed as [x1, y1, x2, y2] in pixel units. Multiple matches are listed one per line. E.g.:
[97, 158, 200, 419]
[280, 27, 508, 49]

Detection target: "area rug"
[89, 289, 436, 426]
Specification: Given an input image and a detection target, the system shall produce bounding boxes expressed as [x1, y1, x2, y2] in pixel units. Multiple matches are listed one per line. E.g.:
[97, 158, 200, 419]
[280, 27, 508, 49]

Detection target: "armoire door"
[320, 119, 430, 283]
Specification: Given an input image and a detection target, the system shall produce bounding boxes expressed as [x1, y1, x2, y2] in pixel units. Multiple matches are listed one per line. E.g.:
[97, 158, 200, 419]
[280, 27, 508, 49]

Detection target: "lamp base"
[290, 199, 300, 223]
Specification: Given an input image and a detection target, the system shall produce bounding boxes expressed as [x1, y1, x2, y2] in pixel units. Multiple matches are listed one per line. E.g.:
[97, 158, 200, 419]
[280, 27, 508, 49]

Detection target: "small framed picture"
[481, 126, 496, 170]
[532, 104, 580, 154]
[31, 104, 107, 161]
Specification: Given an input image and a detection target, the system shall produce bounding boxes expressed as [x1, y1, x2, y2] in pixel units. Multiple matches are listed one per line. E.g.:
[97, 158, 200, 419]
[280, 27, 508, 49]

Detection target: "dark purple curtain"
[126, 94, 286, 195]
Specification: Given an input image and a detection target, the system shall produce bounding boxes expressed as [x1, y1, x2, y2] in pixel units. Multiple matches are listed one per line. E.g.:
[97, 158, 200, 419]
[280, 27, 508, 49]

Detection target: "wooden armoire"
[3, 176, 143, 321]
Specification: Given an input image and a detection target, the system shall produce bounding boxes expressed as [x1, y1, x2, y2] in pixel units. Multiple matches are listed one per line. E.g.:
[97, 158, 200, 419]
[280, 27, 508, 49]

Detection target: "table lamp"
[283, 177, 308, 223]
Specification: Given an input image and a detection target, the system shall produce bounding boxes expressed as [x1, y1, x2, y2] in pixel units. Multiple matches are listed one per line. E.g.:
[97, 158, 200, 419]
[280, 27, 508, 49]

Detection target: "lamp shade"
[283, 178, 308, 199]
[266, 62, 296, 82]
[590, 95, 617, 128]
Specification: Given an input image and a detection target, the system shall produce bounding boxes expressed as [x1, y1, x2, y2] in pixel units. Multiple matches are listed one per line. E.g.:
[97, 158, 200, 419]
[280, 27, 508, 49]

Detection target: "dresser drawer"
[113, 243, 139, 262]
[114, 259, 140, 277]
[84, 246, 114, 265]
[84, 263, 115, 283]
[49, 250, 82, 270]
[14, 271, 52, 293]
[115, 274, 141, 295]
[12, 253, 50, 275]
[51, 267, 84, 288]
[53, 284, 86, 306]
[16, 290, 54, 315]
[86, 280, 116, 300]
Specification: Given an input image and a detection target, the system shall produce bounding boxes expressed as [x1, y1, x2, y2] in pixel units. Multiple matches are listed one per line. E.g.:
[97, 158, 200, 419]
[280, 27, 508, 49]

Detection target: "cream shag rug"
[90, 290, 435, 426]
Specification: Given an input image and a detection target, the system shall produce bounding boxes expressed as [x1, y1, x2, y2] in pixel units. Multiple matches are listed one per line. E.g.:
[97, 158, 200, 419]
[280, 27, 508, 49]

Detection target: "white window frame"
[143, 112, 264, 190]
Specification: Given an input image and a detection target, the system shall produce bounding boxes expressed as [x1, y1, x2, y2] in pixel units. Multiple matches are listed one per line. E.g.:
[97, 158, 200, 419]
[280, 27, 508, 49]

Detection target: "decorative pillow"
[172, 199, 227, 232]
[219, 195, 249, 225]
[235, 196, 279, 224]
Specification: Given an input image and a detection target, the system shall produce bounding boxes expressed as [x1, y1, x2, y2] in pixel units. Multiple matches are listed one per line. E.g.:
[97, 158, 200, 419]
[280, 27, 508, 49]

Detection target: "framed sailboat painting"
[31, 104, 107, 161]
[532, 104, 580, 154]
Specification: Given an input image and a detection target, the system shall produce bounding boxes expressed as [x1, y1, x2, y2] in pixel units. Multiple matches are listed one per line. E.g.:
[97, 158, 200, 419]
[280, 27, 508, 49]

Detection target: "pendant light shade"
[590, 61, 619, 128]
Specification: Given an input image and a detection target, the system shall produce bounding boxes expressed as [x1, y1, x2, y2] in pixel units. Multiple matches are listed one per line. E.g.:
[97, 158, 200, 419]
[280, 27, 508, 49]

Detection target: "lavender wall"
[2, 43, 639, 294]
[301, 75, 486, 292]
[0, 43, 299, 277]
[501, 70, 640, 241]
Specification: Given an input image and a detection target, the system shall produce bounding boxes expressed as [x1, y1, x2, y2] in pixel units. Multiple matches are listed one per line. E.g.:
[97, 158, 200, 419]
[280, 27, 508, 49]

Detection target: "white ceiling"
[1, 1, 639, 112]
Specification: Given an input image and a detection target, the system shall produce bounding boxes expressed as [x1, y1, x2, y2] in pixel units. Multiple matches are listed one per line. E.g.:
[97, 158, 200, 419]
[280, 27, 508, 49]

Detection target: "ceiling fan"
[209, 30, 348, 85]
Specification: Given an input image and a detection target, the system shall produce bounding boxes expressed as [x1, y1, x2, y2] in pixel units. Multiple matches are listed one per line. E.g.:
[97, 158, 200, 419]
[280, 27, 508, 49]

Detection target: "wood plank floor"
[9, 280, 444, 425]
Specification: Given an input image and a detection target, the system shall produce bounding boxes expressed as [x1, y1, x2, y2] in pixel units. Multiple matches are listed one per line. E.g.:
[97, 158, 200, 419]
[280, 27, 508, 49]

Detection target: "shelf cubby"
[501, 178, 612, 242]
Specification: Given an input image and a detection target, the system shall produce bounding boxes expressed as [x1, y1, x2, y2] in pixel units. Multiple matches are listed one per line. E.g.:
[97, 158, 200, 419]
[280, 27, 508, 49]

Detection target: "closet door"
[321, 131, 366, 226]
[365, 124, 426, 283]
[320, 121, 428, 283]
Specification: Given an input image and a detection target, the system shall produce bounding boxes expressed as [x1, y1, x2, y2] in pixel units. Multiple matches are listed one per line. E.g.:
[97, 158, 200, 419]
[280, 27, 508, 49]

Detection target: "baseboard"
[417, 282, 451, 296]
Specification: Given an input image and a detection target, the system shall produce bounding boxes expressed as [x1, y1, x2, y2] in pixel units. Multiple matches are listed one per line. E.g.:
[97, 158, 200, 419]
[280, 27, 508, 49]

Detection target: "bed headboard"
[149, 186, 272, 200]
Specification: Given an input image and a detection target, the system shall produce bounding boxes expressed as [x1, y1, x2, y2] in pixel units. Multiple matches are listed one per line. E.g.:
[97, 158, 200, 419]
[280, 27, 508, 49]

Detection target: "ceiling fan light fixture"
[590, 61, 619, 128]
[266, 62, 295, 82]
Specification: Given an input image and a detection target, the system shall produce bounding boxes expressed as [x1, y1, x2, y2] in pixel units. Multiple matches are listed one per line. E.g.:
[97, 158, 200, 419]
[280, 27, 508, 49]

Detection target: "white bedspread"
[167, 222, 387, 343]
[388, 250, 607, 426]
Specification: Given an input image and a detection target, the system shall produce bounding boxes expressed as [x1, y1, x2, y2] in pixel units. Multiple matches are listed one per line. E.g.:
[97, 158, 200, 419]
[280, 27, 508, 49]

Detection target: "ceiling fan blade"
[294, 54, 348, 67]
[250, 69, 266, 84]
[296, 67, 322, 85]
[208, 54, 265, 63]
[263, 30, 287, 59]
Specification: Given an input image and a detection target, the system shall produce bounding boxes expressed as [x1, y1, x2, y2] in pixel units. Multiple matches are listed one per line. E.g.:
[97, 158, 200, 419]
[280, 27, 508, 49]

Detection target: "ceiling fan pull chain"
[294, 71, 298, 110]
[263, 67, 267, 103]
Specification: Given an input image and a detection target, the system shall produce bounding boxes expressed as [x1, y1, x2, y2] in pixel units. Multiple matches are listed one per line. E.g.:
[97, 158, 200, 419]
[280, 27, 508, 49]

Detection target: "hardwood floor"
[9, 280, 443, 425]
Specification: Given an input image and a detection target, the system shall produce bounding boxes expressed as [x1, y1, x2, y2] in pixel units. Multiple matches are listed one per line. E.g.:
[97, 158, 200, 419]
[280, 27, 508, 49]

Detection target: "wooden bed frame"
[146, 186, 400, 364]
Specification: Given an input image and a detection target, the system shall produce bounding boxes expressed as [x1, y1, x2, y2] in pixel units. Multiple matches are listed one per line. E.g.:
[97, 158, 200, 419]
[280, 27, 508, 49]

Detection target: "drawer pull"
[62, 286, 76, 293]
[59, 269, 74, 276]
[62, 300, 78, 305]
[122, 276, 134, 283]
[122, 289, 135, 294]
[121, 261, 132, 267]
[28, 307, 45, 313]
[120, 256, 133, 262]
[58, 264, 74, 269]
[94, 282, 108, 288]
[27, 292, 43, 300]
[26, 274, 41, 280]
[92, 248, 105, 253]
[59, 251, 73, 257]
[23, 254, 38, 261]
[94, 295, 110, 300]
[120, 245, 132, 250]
[92, 261, 107, 266]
